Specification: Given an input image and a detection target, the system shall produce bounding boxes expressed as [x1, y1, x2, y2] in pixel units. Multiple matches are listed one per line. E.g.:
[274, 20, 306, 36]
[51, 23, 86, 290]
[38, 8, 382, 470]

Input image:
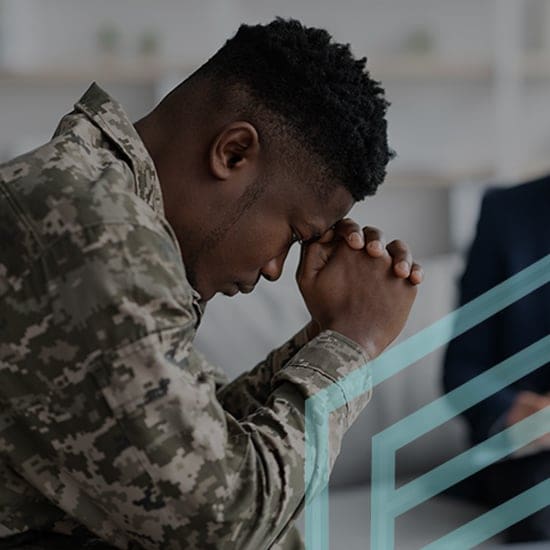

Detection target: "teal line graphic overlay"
[423, 478, 550, 550]
[372, 345, 549, 549]
[304, 253, 550, 549]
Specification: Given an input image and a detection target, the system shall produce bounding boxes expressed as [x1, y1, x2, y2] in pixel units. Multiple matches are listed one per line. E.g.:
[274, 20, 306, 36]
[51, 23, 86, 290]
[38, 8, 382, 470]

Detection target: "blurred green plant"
[96, 23, 121, 56]
[401, 27, 434, 54]
[138, 30, 160, 58]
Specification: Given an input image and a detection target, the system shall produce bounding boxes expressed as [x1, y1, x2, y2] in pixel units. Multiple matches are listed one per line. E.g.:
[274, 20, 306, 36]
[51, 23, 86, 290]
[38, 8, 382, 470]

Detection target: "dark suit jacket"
[443, 176, 550, 445]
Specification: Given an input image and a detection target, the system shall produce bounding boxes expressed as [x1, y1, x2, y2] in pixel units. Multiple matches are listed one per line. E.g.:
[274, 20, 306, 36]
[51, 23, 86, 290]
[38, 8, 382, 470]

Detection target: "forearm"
[103, 328, 370, 549]
[217, 320, 319, 419]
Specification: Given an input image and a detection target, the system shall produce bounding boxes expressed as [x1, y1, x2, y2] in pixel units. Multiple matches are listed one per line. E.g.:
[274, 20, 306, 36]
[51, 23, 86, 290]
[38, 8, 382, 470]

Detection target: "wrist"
[305, 319, 321, 341]
[322, 323, 379, 358]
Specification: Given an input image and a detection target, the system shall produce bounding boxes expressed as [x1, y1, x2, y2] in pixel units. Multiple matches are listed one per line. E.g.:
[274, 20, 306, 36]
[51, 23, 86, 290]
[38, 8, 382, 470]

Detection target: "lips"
[221, 282, 256, 296]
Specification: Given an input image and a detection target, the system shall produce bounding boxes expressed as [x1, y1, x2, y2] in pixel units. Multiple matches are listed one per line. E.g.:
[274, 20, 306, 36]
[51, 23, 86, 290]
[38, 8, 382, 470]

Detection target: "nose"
[260, 249, 289, 282]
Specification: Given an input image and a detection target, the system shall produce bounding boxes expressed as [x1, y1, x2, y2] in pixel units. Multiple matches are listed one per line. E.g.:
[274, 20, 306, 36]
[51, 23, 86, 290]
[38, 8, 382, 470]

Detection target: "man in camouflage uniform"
[0, 20, 421, 549]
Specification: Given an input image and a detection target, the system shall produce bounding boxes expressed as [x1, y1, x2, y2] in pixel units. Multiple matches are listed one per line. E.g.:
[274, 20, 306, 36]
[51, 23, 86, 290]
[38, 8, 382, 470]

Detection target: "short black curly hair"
[195, 18, 393, 201]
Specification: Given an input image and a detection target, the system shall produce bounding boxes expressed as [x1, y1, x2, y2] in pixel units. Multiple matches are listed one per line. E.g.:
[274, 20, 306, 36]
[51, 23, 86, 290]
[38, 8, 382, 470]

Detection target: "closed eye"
[290, 230, 302, 247]
[302, 232, 322, 245]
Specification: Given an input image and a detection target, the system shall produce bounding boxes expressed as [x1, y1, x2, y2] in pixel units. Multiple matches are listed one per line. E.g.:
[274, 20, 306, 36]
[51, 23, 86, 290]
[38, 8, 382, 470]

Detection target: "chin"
[199, 286, 217, 301]
[189, 278, 213, 302]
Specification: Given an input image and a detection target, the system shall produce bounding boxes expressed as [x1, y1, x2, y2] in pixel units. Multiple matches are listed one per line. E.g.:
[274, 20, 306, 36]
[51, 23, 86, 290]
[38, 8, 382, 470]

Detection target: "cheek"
[208, 205, 289, 273]
[203, 231, 262, 274]
[237, 233, 272, 265]
[230, 228, 286, 271]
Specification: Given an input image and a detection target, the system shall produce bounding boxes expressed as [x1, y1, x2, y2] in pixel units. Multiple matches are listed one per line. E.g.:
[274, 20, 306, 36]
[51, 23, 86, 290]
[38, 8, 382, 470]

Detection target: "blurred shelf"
[369, 54, 494, 82]
[0, 55, 498, 86]
[385, 166, 495, 188]
[4, 53, 550, 86]
[368, 52, 550, 82]
[0, 60, 198, 85]
[386, 159, 550, 188]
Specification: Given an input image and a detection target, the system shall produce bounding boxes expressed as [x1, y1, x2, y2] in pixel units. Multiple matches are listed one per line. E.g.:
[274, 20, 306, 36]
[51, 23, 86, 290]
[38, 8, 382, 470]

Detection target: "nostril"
[261, 270, 276, 282]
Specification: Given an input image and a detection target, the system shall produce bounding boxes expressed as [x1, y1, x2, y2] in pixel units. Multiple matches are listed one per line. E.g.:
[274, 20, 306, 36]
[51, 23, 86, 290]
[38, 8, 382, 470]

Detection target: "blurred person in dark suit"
[443, 176, 550, 543]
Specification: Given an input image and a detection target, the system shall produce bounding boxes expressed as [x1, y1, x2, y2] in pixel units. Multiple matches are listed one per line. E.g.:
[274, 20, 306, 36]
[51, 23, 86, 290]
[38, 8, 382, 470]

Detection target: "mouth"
[220, 282, 256, 297]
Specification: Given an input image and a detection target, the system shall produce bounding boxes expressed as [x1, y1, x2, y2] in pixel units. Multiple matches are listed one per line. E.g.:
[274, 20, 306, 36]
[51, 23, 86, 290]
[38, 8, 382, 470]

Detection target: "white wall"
[0, 81, 154, 159]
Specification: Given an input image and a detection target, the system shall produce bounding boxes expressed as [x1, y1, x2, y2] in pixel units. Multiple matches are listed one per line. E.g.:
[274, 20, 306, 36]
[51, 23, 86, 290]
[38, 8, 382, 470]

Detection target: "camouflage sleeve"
[216, 324, 312, 419]
[3, 219, 372, 549]
[91, 325, 370, 549]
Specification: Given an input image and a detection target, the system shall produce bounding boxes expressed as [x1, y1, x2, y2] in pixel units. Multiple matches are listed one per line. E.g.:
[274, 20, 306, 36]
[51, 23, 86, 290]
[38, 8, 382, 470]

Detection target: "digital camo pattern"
[0, 83, 372, 549]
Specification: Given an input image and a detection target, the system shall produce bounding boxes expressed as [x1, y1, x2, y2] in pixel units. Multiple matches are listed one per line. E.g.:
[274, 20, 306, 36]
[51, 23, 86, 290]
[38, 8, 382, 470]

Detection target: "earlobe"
[209, 122, 260, 180]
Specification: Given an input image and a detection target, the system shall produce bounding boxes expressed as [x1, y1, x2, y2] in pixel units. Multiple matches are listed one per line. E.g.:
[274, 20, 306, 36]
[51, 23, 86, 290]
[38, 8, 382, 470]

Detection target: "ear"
[209, 122, 260, 181]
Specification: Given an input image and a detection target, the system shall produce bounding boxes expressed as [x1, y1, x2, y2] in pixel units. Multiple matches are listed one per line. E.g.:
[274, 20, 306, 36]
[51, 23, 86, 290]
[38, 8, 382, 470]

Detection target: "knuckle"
[335, 219, 360, 235]
[390, 239, 408, 251]
[363, 226, 383, 240]
[338, 217, 355, 228]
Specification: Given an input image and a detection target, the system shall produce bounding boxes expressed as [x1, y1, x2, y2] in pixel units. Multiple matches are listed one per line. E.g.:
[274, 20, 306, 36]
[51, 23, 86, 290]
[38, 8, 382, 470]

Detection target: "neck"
[135, 113, 163, 167]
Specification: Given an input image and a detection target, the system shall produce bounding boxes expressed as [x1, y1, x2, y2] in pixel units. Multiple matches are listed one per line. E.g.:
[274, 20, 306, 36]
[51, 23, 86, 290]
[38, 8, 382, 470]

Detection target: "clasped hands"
[299, 218, 423, 357]
[323, 218, 424, 284]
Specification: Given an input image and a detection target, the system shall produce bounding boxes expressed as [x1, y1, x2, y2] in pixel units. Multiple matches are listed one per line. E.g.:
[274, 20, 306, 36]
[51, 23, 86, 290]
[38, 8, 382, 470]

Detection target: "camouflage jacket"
[0, 83, 372, 549]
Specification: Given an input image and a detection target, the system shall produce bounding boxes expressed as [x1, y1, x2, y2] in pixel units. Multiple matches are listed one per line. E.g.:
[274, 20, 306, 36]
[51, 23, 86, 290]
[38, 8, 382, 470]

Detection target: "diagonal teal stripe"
[423, 479, 550, 550]
[381, 335, 550, 449]
[391, 407, 550, 517]
[371, 253, 550, 387]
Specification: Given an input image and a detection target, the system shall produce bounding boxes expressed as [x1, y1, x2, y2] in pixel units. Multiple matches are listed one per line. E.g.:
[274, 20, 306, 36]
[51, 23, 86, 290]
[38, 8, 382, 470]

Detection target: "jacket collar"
[74, 83, 205, 313]
[74, 82, 165, 218]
